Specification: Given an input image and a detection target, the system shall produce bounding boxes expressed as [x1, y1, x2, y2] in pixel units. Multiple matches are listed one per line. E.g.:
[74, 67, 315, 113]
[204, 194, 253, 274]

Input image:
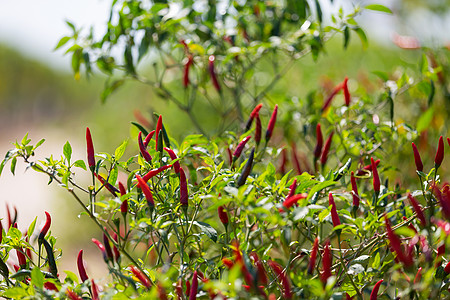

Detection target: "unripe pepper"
[138, 132, 152, 163]
[370, 279, 384, 300]
[179, 168, 189, 206]
[136, 175, 155, 208]
[255, 113, 262, 146]
[435, 136, 444, 168]
[314, 123, 323, 160]
[320, 132, 334, 166]
[86, 127, 95, 172]
[307, 237, 319, 275]
[411, 142, 423, 172]
[233, 136, 251, 160]
[244, 103, 263, 132]
[183, 56, 193, 88]
[77, 249, 89, 282]
[208, 55, 221, 93]
[371, 157, 380, 194]
[237, 147, 255, 187]
[265, 105, 278, 143]
[321, 240, 332, 285]
[42, 238, 58, 277]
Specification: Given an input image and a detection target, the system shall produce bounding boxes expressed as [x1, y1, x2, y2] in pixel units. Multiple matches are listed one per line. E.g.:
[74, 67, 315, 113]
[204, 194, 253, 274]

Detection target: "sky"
[0, 0, 110, 70]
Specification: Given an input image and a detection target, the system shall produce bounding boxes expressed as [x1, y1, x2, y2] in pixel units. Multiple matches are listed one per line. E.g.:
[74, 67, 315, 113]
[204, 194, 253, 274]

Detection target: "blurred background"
[0, 0, 448, 278]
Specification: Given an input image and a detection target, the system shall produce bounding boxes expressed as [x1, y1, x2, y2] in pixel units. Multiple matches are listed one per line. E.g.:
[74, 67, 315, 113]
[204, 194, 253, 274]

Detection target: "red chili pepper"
[255, 113, 262, 146]
[411, 142, 423, 172]
[218, 206, 229, 226]
[385, 216, 414, 268]
[321, 240, 332, 285]
[16, 248, 26, 269]
[445, 262, 450, 274]
[143, 130, 156, 148]
[185, 280, 191, 297]
[0, 220, 3, 244]
[119, 182, 128, 215]
[328, 193, 341, 228]
[307, 237, 319, 275]
[343, 77, 350, 106]
[38, 211, 51, 242]
[265, 104, 278, 143]
[136, 175, 155, 208]
[142, 165, 173, 182]
[237, 147, 255, 187]
[67, 289, 83, 300]
[155, 115, 163, 151]
[414, 267, 422, 284]
[357, 159, 380, 176]
[351, 171, 359, 209]
[222, 258, 234, 269]
[371, 157, 380, 194]
[77, 249, 89, 282]
[279, 148, 287, 174]
[43, 281, 59, 291]
[86, 127, 95, 172]
[320, 132, 334, 166]
[407, 193, 426, 227]
[370, 279, 384, 300]
[268, 260, 292, 299]
[175, 280, 183, 300]
[103, 231, 114, 262]
[178, 168, 189, 207]
[435, 136, 444, 168]
[189, 271, 198, 300]
[346, 293, 353, 300]
[94, 173, 120, 196]
[92, 238, 108, 262]
[447, 137, 450, 147]
[233, 136, 251, 160]
[250, 252, 268, 285]
[183, 56, 193, 88]
[112, 232, 120, 263]
[314, 123, 323, 160]
[91, 279, 100, 300]
[208, 55, 221, 93]
[130, 265, 152, 289]
[138, 132, 152, 163]
[286, 179, 297, 200]
[158, 284, 168, 300]
[164, 147, 181, 174]
[321, 83, 343, 112]
[119, 182, 126, 196]
[434, 185, 450, 219]
[244, 104, 263, 131]
[291, 143, 302, 175]
[232, 241, 254, 288]
[280, 193, 308, 212]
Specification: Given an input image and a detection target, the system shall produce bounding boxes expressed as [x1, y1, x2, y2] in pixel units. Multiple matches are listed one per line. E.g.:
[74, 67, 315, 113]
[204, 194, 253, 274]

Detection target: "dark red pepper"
[130, 265, 152, 289]
[320, 132, 334, 166]
[208, 55, 221, 93]
[143, 130, 156, 148]
[94, 173, 120, 196]
[286, 179, 297, 200]
[307, 237, 319, 275]
[86, 127, 95, 172]
[179, 168, 189, 206]
[371, 157, 380, 194]
[237, 147, 255, 187]
[38, 211, 51, 242]
[164, 147, 180, 174]
[370, 279, 384, 300]
[119, 182, 128, 215]
[138, 132, 152, 163]
[321, 83, 343, 112]
[77, 249, 89, 282]
[103, 230, 114, 262]
[112, 232, 120, 263]
[351, 171, 359, 209]
[321, 240, 332, 285]
[218, 206, 229, 226]
[314, 123, 323, 160]
[233, 136, 251, 160]
[385, 216, 414, 268]
[183, 56, 193, 88]
[250, 252, 267, 285]
[407, 193, 426, 227]
[244, 103, 263, 132]
[328, 193, 341, 228]
[91, 279, 100, 300]
[435, 136, 444, 168]
[92, 238, 108, 263]
[268, 260, 292, 299]
[189, 271, 198, 300]
[265, 105, 278, 143]
[343, 77, 351, 106]
[155, 115, 163, 151]
[67, 289, 83, 300]
[411, 142, 423, 172]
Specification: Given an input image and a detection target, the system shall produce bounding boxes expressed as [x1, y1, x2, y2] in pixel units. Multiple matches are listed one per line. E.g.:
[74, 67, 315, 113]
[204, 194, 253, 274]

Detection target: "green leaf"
[109, 166, 118, 185]
[73, 160, 87, 170]
[307, 180, 336, 200]
[353, 27, 368, 49]
[63, 270, 79, 284]
[371, 71, 389, 82]
[101, 79, 125, 103]
[365, 4, 392, 14]
[115, 140, 128, 160]
[54, 36, 71, 50]
[193, 221, 217, 242]
[10, 157, 17, 175]
[416, 107, 434, 133]
[31, 267, 44, 288]
[27, 217, 37, 240]
[2, 286, 29, 298]
[32, 139, 45, 151]
[63, 141, 72, 164]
